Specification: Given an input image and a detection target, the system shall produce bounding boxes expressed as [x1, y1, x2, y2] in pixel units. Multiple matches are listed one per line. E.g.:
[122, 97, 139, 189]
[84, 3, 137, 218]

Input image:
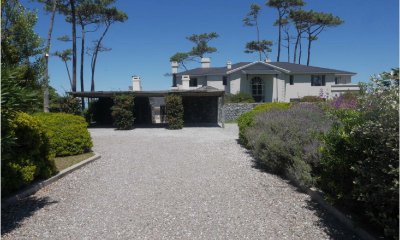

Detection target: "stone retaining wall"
[223, 103, 264, 122]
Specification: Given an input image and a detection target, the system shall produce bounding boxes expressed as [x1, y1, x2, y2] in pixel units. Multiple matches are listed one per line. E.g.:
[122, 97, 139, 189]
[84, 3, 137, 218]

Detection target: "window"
[251, 77, 264, 102]
[311, 75, 326, 86]
[223, 76, 227, 86]
[290, 75, 294, 85]
[189, 78, 197, 87]
[172, 74, 177, 87]
[335, 76, 342, 84]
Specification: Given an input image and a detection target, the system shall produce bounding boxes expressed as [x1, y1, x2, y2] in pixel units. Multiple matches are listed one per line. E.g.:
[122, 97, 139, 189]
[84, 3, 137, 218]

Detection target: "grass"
[54, 152, 95, 171]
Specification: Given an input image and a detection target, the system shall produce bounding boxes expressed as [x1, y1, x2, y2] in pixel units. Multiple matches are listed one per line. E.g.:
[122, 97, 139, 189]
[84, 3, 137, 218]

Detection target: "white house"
[171, 58, 359, 102]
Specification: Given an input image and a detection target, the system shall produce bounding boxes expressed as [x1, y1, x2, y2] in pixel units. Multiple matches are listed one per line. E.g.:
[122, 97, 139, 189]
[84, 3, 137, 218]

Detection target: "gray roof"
[176, 61, 355, 76]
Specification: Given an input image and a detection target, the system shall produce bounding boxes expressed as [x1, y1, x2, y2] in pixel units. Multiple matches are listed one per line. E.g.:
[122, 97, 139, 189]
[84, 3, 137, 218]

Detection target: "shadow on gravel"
[1, 196, 58, 235]
[304, 200, 360, 240]
[239, 144, 361, 240]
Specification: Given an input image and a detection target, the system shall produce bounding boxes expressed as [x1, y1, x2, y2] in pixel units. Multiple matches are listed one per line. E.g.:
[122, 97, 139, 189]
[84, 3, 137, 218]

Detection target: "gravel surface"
[2, 124, 359, 239]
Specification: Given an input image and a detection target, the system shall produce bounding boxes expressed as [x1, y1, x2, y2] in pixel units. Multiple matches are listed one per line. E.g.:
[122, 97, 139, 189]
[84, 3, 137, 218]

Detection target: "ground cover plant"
[225, 92, 255, 103]
[165, 94, 184, 129]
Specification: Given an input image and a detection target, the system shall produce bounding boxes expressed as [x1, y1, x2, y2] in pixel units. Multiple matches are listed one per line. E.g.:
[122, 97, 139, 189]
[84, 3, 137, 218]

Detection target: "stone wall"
[223, 103, 264, 122]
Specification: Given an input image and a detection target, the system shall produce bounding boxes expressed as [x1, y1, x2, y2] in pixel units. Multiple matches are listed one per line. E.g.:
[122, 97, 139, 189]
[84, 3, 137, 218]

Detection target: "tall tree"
[75, 0, 102, 107]
[277, 18, 294, 62]
[186, 32, 219, 59]
[243, 4, 262, 61]
[266, 0, 304, 62]
[244, 40, 273, 60]
[53, 49, 73, 90]
[89, 6, 127, 91]
[70, 0, 77, 92]
[170, 52, 190, 71]
[304, 11, 343, 66]
[40, 0, 58, 112]
[289, 9, 308, 64]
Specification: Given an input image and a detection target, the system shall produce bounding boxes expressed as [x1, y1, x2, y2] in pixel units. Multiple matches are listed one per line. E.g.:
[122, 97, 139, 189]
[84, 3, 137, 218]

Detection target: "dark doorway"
[134, 97, 152, 124]
[182, 96, 218, 123]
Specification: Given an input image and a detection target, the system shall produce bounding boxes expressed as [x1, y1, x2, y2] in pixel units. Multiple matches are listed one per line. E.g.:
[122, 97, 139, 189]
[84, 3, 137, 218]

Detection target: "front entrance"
[250, 76, 273, 102]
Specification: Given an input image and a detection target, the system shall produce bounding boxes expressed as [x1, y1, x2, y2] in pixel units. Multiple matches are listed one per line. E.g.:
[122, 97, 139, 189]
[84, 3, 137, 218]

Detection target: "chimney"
[132, 75, 142, 91]
[227, 61, 232, 69]
[265, 58, 271, 63]
[201, 57, 211, 68]
[181, 75, 190, 90]
[171, 61, 178, 74]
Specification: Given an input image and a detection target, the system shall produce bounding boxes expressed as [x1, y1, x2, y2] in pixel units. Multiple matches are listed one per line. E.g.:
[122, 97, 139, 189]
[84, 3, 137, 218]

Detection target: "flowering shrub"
[319, 69, 399, 239]
[329, 92, 358, 109]
[237, 102, 291, 147]
[245, 104, 332, 187]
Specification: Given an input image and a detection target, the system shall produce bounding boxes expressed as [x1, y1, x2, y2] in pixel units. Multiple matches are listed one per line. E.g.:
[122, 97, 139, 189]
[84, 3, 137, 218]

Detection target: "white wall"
[206, 75, 225, 90]
[284, 74, 336, 101]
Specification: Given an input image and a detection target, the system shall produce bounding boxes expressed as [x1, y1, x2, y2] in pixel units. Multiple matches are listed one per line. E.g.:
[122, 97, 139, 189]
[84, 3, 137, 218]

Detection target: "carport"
[70, 86, 225, 127]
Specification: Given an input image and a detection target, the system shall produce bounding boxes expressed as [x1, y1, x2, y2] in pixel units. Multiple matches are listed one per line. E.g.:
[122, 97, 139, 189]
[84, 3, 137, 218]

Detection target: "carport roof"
[69, 87, 225, 98]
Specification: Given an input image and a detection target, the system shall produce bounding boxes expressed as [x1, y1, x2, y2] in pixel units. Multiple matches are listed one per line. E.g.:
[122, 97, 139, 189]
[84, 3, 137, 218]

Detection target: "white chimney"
[132, 75, 142, 91]
[201, 57, 211, 68]
[171, 61, 178, 74]
[181, 75, 190, 90]
[227, 61, 232, 69]
[265, 58, 271, 63]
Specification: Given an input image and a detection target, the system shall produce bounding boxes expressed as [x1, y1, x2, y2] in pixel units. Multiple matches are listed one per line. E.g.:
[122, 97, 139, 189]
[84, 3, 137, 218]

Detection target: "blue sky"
[25, 0, 399, 94]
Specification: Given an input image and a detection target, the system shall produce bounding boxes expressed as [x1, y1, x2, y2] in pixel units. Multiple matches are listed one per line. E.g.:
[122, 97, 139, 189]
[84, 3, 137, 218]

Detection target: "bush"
[59, 95, 82, 115]
[88, 98, 114, 125]
[300, 95, 325, 102]
[1, 112, 57, 196]
[165, 94, 184, 129]
[225, 92, 255, 103]
[245, 104, 333, 187]
[319, 71, 399, 239]
[34, 113, 93, 156]
[329, 92, 358, 109]
[111, 94, 135, 130]
[237, 102, 291, 146]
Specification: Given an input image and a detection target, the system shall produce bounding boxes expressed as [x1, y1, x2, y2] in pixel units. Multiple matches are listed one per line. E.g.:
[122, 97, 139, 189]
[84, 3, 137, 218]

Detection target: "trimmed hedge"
[237, 102, 291, 146]
[165, 94, 184, 129]
[111, 94, 135, 130]
[1, 112, 57, 195]
[34, 113, 93, 156]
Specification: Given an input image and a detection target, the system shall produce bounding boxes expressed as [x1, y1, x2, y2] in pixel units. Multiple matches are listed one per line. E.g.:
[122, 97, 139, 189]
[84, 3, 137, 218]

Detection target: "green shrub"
[237, 102, 291, 146]
[319, 71, 399, 239]
[245, 104, 333, 187]
[225, 92, 255, 103]
[88, 98, 114, 125]
[34, 113, 93, 156]
[300, 96, 325, 102]
[111, 94, 135, 130]
[165, 94, 184, 129]
[59, 95, 82, 115]
[1, 112, 57, 196]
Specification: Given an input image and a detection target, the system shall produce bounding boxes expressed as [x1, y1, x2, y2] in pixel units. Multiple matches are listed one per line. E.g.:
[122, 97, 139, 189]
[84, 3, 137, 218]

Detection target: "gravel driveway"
[2, 124, 358, 239]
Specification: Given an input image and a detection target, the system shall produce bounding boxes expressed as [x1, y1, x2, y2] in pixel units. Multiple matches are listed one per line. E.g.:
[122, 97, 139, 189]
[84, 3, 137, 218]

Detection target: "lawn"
[54, 152, 95, 171]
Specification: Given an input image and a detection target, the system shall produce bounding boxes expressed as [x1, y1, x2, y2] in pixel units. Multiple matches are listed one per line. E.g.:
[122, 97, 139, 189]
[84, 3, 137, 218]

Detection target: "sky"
[24, 0, 399, 95]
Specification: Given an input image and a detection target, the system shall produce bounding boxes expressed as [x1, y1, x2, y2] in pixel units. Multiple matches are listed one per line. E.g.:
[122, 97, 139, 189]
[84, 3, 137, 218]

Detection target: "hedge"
[237, 102, 291, 147]
[2, 112, 57, 195]
[111, 94, 135, 130]
[165, 94, 184, 129]
[224, 92, 255, 103]
[34, 113, 93, 156]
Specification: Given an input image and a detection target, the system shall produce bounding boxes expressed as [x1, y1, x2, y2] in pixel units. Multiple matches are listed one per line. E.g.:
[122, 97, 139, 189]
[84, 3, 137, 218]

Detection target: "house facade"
[171, 58, 358, 102]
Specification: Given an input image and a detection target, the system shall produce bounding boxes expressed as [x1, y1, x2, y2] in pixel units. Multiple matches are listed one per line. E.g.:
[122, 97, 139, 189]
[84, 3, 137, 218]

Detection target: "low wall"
[223, 103, 264, 122]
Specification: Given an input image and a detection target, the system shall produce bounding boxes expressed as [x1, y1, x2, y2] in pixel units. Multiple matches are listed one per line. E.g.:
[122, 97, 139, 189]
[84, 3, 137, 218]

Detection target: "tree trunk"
[298, 38, 302, 64]
[70, 0, 77, 92]
[43, 0, 57, 112]
[91, 24, 110, 91]
[80, 24, 85, 109]
[307, 35, 312, 66]
[277, 14, 282, 62]
[287, 33, 290, 62]
[256, 20, 261, 61]
[64, 60, 72, 90]
[293, 34, 300, 63]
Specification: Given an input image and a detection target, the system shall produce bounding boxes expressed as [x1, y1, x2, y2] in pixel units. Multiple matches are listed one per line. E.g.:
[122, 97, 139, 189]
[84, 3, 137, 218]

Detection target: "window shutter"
[322, 75, 326, 86]
[223, 76, 227, 86]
